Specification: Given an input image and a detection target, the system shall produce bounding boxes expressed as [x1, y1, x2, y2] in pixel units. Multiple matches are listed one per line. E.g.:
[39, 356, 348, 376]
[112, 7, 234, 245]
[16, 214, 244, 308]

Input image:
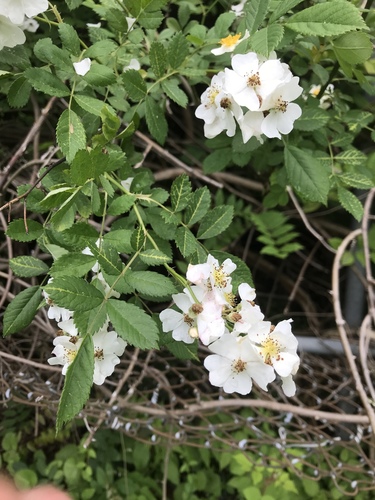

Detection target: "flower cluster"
[195, 51, 303, 142]
[44, 245, 126, 385]
[159, 255, 299, 397]
[0, 0, 48, 51]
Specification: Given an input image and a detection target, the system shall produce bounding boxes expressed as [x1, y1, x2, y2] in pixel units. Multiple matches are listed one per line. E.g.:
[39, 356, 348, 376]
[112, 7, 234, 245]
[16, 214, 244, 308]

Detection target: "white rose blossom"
[0, 15, 25, 50]
[93, 325, 127, 385]
[0, 0, 48, 25]
[48, 319, 82, 375]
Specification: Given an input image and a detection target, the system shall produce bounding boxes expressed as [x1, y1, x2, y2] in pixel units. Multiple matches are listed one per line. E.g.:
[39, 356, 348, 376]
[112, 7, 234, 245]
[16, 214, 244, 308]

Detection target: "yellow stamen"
[220, 33, 241, 48]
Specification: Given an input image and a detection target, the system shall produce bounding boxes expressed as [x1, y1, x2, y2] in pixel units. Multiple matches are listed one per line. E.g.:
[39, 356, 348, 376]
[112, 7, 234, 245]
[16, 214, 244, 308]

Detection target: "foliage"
[0, 0, 374, 430]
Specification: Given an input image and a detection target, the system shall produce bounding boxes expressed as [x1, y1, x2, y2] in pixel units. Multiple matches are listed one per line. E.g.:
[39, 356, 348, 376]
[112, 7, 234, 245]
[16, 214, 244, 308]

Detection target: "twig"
[359, 314, 375, 403]
[332, 228, 375, 433]
[0, 211, 13, 310]
[287, 185, 336, 253]
[0, 351, 61, 372]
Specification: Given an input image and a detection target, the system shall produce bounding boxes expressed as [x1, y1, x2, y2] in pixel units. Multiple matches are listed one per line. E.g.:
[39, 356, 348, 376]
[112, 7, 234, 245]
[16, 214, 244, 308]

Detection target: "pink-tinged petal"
[187, 262, 210, 284]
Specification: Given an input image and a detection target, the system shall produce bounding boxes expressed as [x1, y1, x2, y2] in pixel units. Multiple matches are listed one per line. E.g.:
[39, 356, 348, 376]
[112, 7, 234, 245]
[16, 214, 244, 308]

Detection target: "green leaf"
[138, 10, 164, 29]
[74, 95, 106, 116]
[101, 105, 121, 141]
[56, 334, 94, 432]
[43, 277, 104, 312]
[70, 148, 124, 184]
[83, 63, 116, 86]
[214, 12, 236, 37]
[161, 80, 188, 107]
[197, 205, 234, 239]
[284, 145, 329, 204]
[125, 271, 177, 298]
[131, 226, 146, 251]
[171, 174, 192, 212]
[86, 241, 122, 275]
[337, 186, 363, 222]
[122, 69, 147, 102]
[7, 77, 31, 108]
[249, 24, 284, 56]
[73, 304, 107, 336]
[168, 32, 189, 69]
[107, 300, 159, 348]
[9, 256, 49, 277]
[3, 286, 42, 336]
[107, 194, 136, 216]
[56, 109, 86, 163]
[24, 68, 70, 97]
[58, 23, 81, 55]
[139, 249, 171, 265]
[337, 172, 374, 189]
[294, 106, 329, 131]
[49, 253, 97, 278]
[269, 0, 304, 24]
[103, 229, 133, 253]
[33, 38, 72, 72]
[161, 332, 198, 360]
[150, 41, 167, 78]
[185, 187, 211, 225]
[202, 148, 232, 174]
[286, 1, 368, 36]
[6, 219, 43, 242]
[335, 149, 366, 166]
[145, 95, 168, 145]
[175, 226, 197, 257]
[244, 0, 270, 35]
[333, 32, 373, 66]
[66, 0, 84, 9]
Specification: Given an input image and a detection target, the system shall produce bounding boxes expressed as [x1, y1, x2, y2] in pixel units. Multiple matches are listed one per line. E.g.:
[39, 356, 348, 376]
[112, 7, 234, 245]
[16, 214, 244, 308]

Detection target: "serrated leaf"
[168, 32, 189, 69]
[73, 304, 107, 336]
[3, 286, 42, 336]
[24, 68, 70, 97]
[122, 69, 147, 102]
[7, 77, 31, 108]
[333, 32, 373, 66]
[337, 186, 363, 222]
[70, 148, 124, 184]
[58, 23, 80, 55]
[131, 226, 146, 251]
[145, 95, 168, 145]
[6, 219, 43, 242]
[161, 332, 198, 360]
[33, 38, 72, 72]
[49, 253, 97, 278]
[294, 106, 329, 131]
[286, 1, 367, 36]
[197, 205, 234, 239]
[139, 249, 171, 265]
[337, 173, 374, 189]
[185, 187, 211, 225]
[171, 174, 192, 212]
[214, 12, 236, 37]
[9, 256, 49, 277]
[86, 241, 122, 275]
[56, 334, 94, 432]
[284, 145, 329, 204]
[202, 148, 232, 174]
[150, 41, 167, 78]
[74, 95, 106, 116]
[101, 105, 121, 141]
[56, 109, 86, 163]
[249, 24, 284, 56]
[175, 226, 197, 257]
[107, 300, 159, 349]
[125, 271, 177, 298]
[335, 149, 367, 166]
[161, 80, 188, 107]
[43, 277, 104, 312]
[244, 0, 270, 35]
[103, 229, 133, 253]
[107, 194, 136, 216]
[269, 0, 304, 24]
[83, 64, 116, 86]
[138, 10, 164, 29]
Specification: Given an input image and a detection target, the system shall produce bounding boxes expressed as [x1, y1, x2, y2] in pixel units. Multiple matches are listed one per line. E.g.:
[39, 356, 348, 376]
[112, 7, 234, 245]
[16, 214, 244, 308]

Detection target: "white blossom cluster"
[44, 245, 126, 385]
[160, 255, 299, 397]
[0, 0, 48, 51]
[195, 51, 303, 142]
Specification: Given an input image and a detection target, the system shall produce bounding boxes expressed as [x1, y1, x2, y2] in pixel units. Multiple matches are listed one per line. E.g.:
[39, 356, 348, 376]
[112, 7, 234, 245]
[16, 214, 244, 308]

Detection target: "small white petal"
[73, 58, 92, 76]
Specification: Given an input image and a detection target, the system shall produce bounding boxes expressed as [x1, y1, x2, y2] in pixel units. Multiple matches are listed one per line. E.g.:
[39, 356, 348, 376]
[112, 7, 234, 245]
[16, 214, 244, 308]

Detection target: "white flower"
[21, 17, 39, 33]
[231, 0, 247, 16]
[0, 15, 25, 50]
[204, 334, 275, 395]
[43, 280, 73, 322]
[195, 72, 243, 139]
[48, 319, 82, 375]
[238, 110, 264, 143]
[224, 53, 289, 111]
[0, 0, 48, 25]
[260, 78, 303, 139]
[73, 58, 92, 76]
[159, 287, 204, 344]
[124, 59, 140, 72]
[211, 30, 249, 56]
[93, 326, 126, 385]
[196, 291, 227, 345]
[250, 319, 299, 396]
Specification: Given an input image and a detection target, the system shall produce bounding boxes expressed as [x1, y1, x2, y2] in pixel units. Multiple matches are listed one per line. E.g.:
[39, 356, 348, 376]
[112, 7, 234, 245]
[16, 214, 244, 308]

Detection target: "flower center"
[232, 358, 246, 373]
[220, 33, 241, 48]
[95, 347, 104, 360]
[212, 264, 229, 288]
[64, 348, 77, 364]
[208, 86, 220, 105]
[183, 313, 194, 326]
[260, 337, 281, 365]
[247, 72, 261, 88]
[220, 97, 231, 109]
[275, 98, 288, 113]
